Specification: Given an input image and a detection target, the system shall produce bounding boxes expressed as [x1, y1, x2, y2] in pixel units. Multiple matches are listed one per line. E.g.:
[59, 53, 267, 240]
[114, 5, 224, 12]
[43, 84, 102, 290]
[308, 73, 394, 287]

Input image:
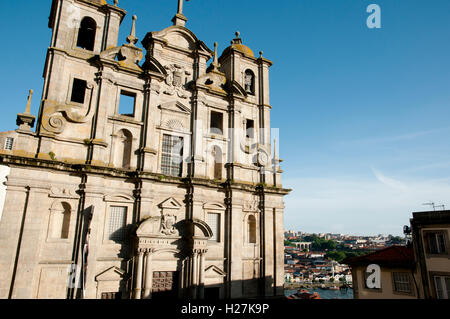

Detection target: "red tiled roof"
[344, 245, 415, 268]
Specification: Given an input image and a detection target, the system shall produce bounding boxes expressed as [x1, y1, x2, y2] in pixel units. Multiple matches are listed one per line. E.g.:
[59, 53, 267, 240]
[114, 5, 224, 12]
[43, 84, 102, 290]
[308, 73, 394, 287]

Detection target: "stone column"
[198, 250, 206, 299]
[133, 251, 144, 299]
[191, 252, 198, 299]
[143, 250, 153, 299]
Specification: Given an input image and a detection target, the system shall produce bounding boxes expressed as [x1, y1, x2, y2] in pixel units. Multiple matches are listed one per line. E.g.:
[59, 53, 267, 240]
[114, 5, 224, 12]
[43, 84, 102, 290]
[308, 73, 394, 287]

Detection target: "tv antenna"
[422, 202, 446, 211]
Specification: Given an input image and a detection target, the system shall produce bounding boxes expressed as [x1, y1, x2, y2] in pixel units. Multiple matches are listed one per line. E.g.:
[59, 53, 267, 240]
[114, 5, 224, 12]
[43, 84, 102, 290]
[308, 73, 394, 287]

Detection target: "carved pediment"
[203, 202, 226, 211]
[165, 31, 195, 51]
[143, 26, 213, 57]
[95, 267, 125, 282]
[104, 194, 134, 203]
[205, 265, 226, 277]
[158, 197, 182, 210]
[159, 101, 191, 114]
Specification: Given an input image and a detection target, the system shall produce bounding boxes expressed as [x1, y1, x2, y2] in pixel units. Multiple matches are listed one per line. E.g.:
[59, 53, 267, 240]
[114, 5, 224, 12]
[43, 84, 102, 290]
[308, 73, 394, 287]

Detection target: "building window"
[247, 215, 257, 244]
[4, 137, 14, 150]
[210, 111, 223, 135]
[108, 206, 127, 243]
[161, 134, 183, 177]
[244, 70, 255, 95]
[118, 91, 136, 117]
[433, 275, 450, 299]
[425, 231, 447, 255]
[76, 17, 96, 51]
[245, 119, 255, 139]
[71, 78, 87, 104]
[207, 213, 220, 242]
[392, 272, 412, 294]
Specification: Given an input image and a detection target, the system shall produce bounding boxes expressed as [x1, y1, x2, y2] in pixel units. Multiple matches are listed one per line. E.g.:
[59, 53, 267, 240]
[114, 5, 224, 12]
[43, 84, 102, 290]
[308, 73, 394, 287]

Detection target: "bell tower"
[218, 32, 275, 186]
[36, 0, 126, 161]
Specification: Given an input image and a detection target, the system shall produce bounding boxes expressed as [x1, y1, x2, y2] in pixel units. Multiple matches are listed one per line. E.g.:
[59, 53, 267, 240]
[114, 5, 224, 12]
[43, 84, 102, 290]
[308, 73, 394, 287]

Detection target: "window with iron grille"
[161, 134, 183, 177]
[4, 137, 13, 150]
[392, 272, 412, 294]
[434, 275, 450, 299]
[108, 206, 127, 243]
[207, 213, 220, 242]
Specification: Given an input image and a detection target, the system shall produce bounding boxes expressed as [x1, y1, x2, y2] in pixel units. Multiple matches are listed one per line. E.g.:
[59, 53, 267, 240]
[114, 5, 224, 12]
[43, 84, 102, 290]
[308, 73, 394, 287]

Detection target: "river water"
[284, 288, 354, 299]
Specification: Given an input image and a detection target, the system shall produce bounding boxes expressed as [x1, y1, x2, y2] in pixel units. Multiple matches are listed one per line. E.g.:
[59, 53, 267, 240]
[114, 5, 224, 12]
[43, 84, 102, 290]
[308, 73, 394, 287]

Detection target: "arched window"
[244, 70, 255, 95]
[213, 146, 222, 180]
[116, 129, 132, 169]
[76, 17, 97, 51]
[247, 215, 257, 244]
[49, 202, 71, 239]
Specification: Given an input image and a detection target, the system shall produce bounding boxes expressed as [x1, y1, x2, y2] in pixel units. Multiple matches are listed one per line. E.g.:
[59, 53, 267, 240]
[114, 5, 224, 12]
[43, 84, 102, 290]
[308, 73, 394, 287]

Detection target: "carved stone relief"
[160, 214, 177, 235]
[163, 64, 191, 99]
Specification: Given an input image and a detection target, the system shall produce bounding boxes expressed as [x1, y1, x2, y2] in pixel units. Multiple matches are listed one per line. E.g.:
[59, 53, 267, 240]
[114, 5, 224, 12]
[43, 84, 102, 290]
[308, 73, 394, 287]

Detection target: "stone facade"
[0, 0, 290, 299]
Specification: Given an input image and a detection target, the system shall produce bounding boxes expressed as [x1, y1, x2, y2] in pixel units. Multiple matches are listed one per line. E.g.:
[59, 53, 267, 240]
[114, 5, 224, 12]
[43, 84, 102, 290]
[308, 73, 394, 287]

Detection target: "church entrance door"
[151, 271, 179, 299]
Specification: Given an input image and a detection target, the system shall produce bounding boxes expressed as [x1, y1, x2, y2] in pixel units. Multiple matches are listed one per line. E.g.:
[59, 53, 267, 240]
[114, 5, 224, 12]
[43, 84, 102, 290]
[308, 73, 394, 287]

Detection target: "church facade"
[0, 0, 290, 299]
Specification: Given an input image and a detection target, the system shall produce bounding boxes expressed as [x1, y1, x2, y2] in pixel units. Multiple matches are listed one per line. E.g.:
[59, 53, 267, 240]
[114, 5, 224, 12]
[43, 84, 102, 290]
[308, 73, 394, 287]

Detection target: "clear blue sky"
[1, 1, 449, 236]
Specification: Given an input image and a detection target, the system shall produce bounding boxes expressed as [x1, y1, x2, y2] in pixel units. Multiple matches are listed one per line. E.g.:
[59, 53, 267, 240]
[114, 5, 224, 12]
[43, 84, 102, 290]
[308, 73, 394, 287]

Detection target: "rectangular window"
[433, 276, 450, 299]
[119, 91, 136, 117]
[207, 213, 220, 242]
[4, 137, 14, 150]
[71, 78, 87, 104]
[392, 272, 412, 294]
[108, 206, 127, 243]
[425, 232, 447, 255]
[246, 119, 255, 139]
[161, 134, 183, 177]
[210, 111, 223, 135]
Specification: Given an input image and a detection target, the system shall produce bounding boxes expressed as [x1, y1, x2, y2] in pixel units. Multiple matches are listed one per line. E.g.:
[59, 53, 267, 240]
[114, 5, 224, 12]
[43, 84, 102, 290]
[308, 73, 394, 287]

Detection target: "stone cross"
[178, 0, 184, 15]
[126, 15, 138, 46]
[172, 0, 188, 26]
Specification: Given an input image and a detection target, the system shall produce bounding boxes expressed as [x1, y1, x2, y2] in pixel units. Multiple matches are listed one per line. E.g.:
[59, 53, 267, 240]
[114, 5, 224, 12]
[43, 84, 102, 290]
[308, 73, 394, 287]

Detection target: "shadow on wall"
[107, 276, 283, 300]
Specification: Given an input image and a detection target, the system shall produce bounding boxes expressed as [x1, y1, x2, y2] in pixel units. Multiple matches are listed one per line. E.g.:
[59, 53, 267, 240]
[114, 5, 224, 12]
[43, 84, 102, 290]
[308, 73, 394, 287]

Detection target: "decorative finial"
[231, 31, 243, 45]
[177, 0, 184, 15]
[126, 15, 138, 46]
[212, 42, 219, 67]
[25, 89, 33, 114]
[16, 89, 36, 131]
[114, 0, 118, 6]
[259, 51, 263, 58]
